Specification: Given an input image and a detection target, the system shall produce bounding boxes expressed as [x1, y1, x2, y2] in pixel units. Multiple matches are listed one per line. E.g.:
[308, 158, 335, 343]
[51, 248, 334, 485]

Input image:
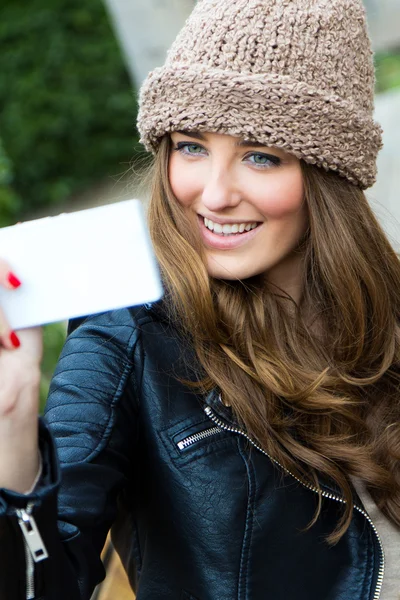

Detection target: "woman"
[0, 0, 399, 599]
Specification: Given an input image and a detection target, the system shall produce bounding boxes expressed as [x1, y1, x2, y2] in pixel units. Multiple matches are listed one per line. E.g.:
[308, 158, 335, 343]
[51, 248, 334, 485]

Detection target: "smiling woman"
[138, 11, 400, 585]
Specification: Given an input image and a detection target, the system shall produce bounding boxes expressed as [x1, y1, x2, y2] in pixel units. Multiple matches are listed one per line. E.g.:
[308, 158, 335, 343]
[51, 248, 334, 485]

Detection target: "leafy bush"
[0, 138, 22, 226]
[0, 0, 138, 222]
[375, 50, 400, 93]
[40, 322, 68, 413]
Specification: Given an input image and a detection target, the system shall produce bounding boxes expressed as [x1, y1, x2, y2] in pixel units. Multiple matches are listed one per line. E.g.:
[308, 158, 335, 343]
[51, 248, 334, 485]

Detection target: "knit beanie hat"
[137, 0, 383, 190]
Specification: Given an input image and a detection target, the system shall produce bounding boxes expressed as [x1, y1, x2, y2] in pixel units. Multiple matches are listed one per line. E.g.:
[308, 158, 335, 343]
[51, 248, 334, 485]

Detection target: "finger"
[0, 260, 22, 290]
[14, 327, 43, 363]
[0, 306, 20, 351]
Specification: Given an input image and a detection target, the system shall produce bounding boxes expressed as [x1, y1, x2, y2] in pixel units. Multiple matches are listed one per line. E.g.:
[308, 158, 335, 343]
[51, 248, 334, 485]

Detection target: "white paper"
[0, 200, 163, 330]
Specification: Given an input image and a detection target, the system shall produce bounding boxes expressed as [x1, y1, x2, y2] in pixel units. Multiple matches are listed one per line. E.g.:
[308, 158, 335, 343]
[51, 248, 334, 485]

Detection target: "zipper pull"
[17, 508, 49, 563]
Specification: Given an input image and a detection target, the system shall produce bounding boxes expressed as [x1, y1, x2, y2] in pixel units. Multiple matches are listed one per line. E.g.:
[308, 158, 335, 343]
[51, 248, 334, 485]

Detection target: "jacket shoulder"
[45, 305, 162, 465]
[66, 303, 160, 337]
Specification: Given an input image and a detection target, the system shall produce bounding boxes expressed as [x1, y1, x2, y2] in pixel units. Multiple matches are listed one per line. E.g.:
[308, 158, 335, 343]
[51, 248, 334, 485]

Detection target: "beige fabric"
[353, 480, 400, 600]
[137, 0, 383, 190]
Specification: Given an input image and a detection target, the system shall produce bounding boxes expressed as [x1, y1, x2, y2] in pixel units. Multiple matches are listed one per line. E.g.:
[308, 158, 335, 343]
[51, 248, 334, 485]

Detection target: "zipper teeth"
[17, 503, 36, 600]
[204, 405, 385, 600]
[17, 501, 50, 600]
[23, 537, 35, 600]
[177, 426, 222, 450]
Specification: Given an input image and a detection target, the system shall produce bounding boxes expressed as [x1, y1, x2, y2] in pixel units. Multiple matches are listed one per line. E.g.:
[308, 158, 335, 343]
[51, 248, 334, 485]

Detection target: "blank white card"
[0, 200, 163, 330]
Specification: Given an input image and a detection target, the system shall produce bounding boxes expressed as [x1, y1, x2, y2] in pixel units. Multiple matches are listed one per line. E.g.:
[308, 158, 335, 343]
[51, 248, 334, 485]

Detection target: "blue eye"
[175, 142, 205, 155]
[246, 152, 281, 167]
[253, 154, 269, 164]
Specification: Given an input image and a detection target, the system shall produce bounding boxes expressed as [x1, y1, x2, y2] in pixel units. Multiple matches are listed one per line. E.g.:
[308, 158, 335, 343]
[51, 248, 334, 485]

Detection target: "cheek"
[252, 171, 304, 219]
[169, 155, 200, 208]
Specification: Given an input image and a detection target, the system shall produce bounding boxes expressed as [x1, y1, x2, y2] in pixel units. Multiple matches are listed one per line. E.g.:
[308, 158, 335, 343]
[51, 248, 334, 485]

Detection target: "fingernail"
[10, 332, 21, 348]
[7, 272, 22, 289]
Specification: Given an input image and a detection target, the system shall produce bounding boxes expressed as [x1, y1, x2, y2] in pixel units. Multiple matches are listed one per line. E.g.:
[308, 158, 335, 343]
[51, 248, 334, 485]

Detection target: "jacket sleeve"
[0, 309, 142, 600]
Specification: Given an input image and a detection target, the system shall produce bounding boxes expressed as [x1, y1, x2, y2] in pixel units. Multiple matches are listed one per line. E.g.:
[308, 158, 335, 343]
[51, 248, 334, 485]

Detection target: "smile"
[203, 217, 259, 236]
[198, 215, 263, 250]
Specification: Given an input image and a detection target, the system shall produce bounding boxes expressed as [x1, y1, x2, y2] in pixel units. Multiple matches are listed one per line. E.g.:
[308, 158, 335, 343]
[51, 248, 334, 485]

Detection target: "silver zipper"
[177, 426, 222, 450]
[16, 502, 49, 600]
[204, 404, 385, 600]
[22, 537, 35, 600]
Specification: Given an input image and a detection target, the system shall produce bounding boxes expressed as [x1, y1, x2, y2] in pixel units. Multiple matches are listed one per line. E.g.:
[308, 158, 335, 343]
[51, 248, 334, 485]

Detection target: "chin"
[206, 258, 265, 281]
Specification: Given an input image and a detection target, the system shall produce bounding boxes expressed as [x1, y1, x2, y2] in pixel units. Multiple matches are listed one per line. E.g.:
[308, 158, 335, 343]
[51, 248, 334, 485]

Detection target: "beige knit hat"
[137, 0, 383, 189]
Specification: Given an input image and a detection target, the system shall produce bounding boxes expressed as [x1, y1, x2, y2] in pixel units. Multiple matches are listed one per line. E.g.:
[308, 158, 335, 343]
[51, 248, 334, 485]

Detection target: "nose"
[201, 167, 241, 212]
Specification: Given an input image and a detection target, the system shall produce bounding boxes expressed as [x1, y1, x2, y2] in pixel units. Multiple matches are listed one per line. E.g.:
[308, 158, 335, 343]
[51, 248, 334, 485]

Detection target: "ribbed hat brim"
[138, 64, 383, 189]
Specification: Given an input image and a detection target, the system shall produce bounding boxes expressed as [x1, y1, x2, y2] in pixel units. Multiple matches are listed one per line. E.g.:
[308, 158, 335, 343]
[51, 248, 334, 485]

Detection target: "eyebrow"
[175, 130, 269, 149]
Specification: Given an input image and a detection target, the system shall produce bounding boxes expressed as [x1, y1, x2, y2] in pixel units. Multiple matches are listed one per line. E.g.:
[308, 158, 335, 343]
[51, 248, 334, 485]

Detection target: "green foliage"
[375, 50, 400, 93]
[0, 139, 12, 187]
[0, 138, 22, 226]
[0, 0, 138, 222]
[39, 322, 68, 412]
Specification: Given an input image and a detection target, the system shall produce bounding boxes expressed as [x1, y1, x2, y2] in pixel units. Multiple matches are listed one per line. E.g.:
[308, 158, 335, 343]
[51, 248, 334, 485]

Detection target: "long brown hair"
[146, 135, 400, 543]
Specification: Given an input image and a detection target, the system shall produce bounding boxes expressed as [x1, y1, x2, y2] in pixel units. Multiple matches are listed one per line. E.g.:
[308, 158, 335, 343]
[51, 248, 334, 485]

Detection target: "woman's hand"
[0, 259, 43, 493]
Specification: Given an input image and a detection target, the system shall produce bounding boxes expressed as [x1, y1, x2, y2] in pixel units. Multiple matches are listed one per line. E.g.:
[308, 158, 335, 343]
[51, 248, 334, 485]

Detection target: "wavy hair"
[146, 135, 400, 543]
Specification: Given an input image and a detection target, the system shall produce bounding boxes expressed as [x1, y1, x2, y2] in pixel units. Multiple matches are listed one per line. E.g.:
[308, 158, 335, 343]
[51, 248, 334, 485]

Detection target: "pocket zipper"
[16, 502, 49, 599]
[204, 404, 385, 600]
[177, 426, 222, 450]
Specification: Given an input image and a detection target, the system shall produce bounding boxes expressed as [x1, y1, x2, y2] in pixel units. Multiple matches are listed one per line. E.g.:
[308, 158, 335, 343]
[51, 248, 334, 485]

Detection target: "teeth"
[203, 218, 258, 235]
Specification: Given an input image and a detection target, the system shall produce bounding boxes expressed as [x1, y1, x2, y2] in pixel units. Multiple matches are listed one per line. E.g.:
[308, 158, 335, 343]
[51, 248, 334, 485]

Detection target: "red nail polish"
[7, 272, 22, 289]
[10, 332, 21, 348]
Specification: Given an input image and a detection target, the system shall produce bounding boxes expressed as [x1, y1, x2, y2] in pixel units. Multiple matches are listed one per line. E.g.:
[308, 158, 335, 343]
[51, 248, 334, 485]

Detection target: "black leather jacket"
[0, 305, 384, 600]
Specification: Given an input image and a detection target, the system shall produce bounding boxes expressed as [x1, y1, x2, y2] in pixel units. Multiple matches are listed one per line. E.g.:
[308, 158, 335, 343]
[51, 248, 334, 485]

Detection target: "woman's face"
[168, 131, 308, 298]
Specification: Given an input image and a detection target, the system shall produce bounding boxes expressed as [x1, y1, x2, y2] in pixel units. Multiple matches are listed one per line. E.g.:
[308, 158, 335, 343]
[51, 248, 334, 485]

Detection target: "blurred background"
[0, 1, 398, 599]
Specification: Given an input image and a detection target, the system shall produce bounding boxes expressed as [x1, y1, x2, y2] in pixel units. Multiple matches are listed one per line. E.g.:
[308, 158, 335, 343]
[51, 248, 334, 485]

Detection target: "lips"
[197, 215, 262, 250]
[203, 216, 259, 235]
